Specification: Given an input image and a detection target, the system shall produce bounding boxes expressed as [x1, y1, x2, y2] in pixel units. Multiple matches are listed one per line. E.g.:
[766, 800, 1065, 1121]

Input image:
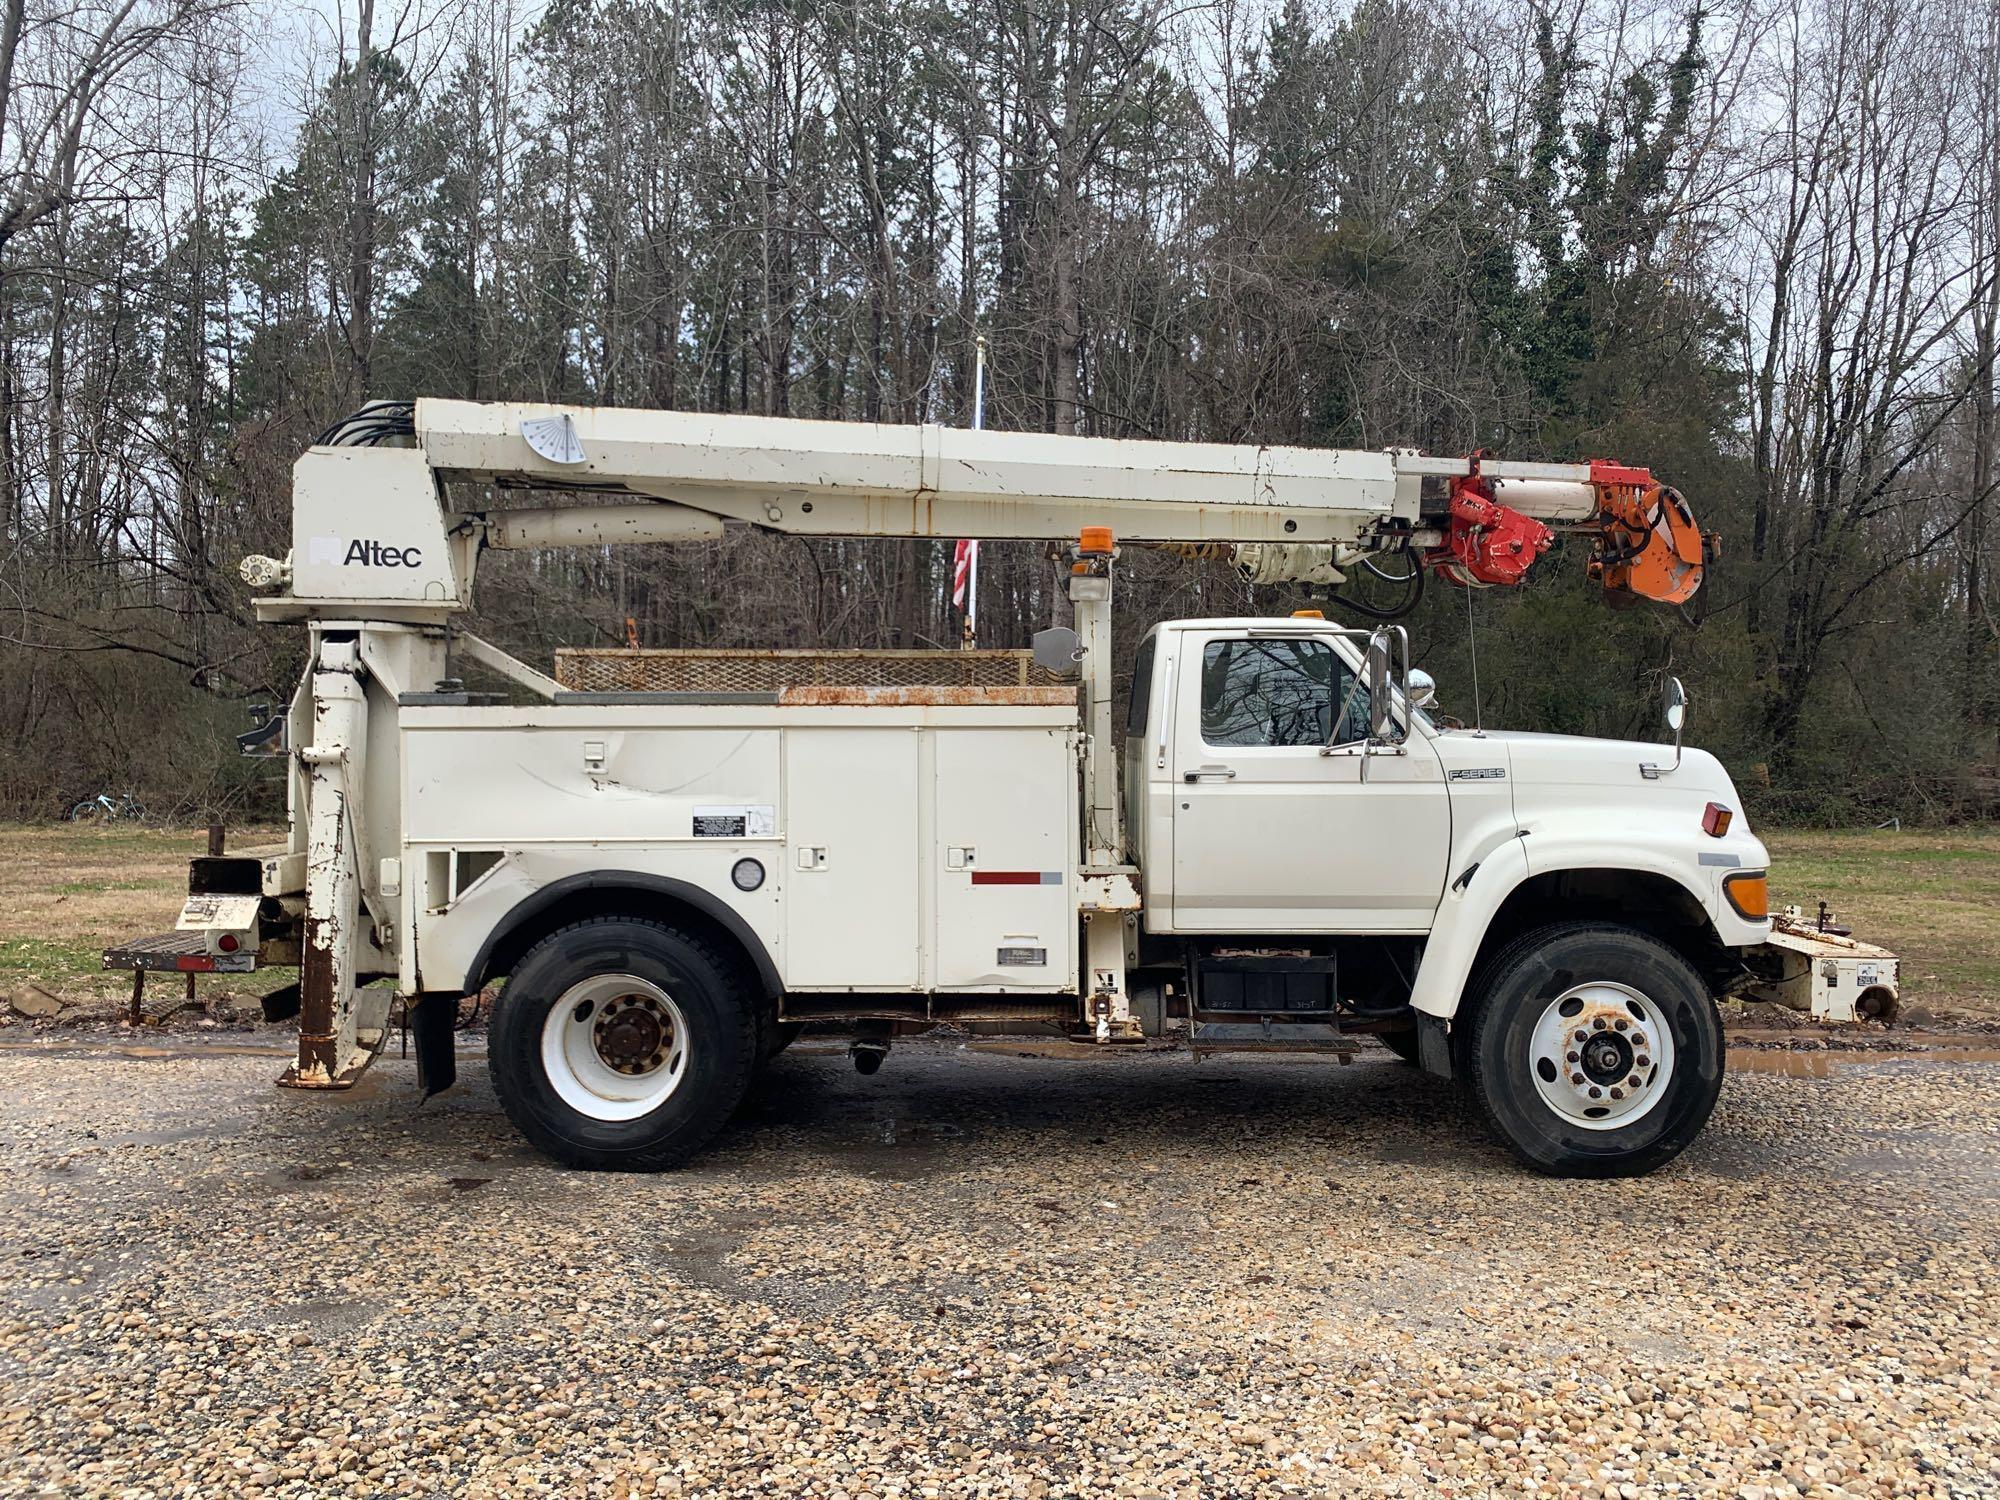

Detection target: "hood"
[1439, 729, 1736, 795]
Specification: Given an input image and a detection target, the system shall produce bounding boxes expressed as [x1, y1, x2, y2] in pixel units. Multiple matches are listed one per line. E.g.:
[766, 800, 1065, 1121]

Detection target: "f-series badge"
[309, 535, 423, 568]
[1447, 766, 1507, 781]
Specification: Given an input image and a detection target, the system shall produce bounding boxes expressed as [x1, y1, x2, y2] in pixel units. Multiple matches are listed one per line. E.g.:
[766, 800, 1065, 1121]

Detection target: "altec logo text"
[309, 535, 423, 568]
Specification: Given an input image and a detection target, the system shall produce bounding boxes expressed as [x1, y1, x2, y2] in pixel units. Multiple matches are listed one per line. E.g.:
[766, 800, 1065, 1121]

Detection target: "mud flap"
[1416, 1012, 1454, 1079]
[411, 994, 459, 1099]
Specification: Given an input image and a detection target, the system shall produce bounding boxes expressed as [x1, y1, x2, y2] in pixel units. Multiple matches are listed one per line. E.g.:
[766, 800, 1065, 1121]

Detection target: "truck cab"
[1107, 616, 1783, 1174]
[1124, 617, 1772, 962]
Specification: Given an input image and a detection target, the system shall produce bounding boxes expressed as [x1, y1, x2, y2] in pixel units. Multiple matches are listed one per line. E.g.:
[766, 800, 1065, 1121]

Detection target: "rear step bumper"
[103, 932, 256, 974]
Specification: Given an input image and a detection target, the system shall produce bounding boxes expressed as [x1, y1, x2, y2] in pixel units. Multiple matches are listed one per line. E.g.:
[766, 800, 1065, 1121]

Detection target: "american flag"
[952, 538, 978, 610]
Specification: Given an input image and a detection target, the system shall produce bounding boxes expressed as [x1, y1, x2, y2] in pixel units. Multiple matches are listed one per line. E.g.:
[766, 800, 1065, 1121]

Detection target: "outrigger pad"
[411, 995, 459, 1100]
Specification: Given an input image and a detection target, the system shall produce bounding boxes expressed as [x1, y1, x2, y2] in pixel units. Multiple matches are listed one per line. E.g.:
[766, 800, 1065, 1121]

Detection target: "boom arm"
[245, 399, 1713, 618]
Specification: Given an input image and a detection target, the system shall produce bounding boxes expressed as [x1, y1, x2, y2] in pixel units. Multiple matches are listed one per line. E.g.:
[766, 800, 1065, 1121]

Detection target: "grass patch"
[1766, 827, 2000, 1018]
[51, 877, 176, 896]
[0, 822, 287, 1009]
[0, 936, 106, 981]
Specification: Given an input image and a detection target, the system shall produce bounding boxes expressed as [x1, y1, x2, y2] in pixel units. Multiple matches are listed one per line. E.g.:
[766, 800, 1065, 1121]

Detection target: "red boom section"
[1419, 457, 1717, 604]
[1424, 469, 1554, 589]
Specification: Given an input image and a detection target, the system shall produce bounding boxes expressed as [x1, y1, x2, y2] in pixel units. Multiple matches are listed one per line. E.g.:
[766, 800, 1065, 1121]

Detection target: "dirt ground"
[3, 825, 1998, 1495]
[0, 1039, 1995, 1497]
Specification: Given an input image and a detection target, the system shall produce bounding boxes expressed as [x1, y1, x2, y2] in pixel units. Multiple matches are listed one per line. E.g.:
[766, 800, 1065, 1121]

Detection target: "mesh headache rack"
[552, 647, 1075, 707]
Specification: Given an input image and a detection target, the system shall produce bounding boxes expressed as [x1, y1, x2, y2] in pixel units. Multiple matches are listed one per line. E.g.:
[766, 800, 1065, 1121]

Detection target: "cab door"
[1168, 630, 1450, 932]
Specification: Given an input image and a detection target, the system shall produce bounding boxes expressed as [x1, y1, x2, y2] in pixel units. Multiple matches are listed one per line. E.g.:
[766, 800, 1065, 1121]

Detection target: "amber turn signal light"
[1722, 870, 1768, 920]
[1701, 801, 1733, 837]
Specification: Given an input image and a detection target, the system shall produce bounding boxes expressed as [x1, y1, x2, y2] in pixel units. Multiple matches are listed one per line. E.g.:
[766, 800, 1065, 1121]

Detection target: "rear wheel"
[1467, 922, 1723, 1177]
[488, 917, 756, 1169]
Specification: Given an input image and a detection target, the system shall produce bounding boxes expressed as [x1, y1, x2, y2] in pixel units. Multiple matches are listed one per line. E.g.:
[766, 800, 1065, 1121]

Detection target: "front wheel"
[488, 917, 757, 1169]
[1467, 922, 1724, 1177]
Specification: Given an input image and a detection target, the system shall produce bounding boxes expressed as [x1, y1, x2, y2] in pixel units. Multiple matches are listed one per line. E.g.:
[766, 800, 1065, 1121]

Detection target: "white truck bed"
[399, 700, 1082, 998]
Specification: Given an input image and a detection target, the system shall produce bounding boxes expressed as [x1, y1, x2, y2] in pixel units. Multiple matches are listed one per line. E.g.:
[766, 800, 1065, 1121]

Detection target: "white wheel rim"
[1527, 981, 1677, 1131]
[539, 974, 689, 1122]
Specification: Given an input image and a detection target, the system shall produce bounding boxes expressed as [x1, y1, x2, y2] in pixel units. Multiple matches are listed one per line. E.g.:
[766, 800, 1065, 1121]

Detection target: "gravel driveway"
[1, 1038, 1995, 1498]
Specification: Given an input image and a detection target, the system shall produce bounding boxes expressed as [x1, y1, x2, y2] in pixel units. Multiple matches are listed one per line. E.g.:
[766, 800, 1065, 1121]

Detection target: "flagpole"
[962, 335, 987, 649]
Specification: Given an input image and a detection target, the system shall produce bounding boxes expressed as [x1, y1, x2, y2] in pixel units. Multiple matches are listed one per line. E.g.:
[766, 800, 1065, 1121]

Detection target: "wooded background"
[1, 0, 1995, 822]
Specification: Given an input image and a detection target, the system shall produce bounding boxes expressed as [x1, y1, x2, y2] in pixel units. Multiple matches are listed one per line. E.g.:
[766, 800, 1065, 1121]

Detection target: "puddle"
[1729, 1045, 2000, 1076]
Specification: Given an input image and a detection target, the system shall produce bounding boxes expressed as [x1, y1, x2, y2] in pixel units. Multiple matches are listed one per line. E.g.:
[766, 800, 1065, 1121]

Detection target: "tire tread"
[489, 915, 758, 1171]
[1464, 920, 1721, 1177]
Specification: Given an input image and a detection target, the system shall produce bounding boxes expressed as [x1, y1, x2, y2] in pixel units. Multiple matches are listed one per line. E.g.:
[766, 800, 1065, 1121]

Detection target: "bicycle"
[66, 790, 146, 823]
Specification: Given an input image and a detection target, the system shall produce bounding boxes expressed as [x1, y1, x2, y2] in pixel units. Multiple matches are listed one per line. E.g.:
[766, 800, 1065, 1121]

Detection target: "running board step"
[1189, 1018, 1358, 1056]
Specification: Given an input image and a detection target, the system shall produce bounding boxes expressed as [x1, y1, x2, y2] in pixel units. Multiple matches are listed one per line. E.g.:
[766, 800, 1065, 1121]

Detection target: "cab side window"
[1200, 638, 1368, 747]
[1126, 634, 1156, 738]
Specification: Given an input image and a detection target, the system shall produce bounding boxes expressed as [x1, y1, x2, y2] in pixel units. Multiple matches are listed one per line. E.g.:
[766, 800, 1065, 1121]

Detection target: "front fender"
[1407, 829, 1734, 1020]
[1409, 835, 1532, 1019]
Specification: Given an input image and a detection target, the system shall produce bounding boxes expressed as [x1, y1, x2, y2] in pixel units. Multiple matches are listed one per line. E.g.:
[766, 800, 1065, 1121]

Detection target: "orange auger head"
[1585, 462, 1717, 606]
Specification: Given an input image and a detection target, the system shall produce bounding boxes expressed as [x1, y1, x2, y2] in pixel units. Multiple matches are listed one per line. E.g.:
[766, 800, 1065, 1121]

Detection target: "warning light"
[1723, 870, 1768, 920]
[1078, 526, 1115, 556]
[1290, 608, 1325, 619]
[217, 932, 240, 953]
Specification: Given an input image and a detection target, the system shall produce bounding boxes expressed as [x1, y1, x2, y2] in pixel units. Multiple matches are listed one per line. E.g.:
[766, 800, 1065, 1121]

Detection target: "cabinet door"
[784, 728, 921, 988]
[933, 728, 1075, 990]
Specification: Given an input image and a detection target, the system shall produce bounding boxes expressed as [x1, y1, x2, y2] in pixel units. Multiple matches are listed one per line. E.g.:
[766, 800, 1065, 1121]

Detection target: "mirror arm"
[1640, 721, 1683, 780]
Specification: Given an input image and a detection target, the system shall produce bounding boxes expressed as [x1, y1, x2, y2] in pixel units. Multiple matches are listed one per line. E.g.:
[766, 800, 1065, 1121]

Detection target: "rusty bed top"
[553, 645, 1073, 699]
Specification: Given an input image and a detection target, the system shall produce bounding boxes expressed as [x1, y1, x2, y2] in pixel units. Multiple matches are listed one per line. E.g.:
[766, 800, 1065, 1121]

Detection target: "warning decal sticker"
[692, 804, 776, 838]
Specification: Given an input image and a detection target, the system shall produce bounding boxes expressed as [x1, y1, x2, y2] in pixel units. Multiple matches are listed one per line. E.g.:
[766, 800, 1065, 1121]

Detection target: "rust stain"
[296, 798, 344, 1080]
[776, 685, 1078, 707]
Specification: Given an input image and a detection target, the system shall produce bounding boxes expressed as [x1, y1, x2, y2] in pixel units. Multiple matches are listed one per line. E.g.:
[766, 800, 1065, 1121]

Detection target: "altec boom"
[243, 400, 1715, 614]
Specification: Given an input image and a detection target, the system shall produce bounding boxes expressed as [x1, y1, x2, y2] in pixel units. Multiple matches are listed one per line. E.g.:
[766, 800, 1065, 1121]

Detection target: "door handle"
[1183, 765, 1237, 782]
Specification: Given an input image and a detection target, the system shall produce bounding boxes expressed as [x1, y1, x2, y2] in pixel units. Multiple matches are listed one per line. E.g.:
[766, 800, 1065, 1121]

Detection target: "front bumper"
[1738, 914, 1900, 1024]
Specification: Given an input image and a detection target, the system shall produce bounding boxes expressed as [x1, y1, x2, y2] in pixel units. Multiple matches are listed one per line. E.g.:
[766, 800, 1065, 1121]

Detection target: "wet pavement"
[1, 1038, 1996, 1497]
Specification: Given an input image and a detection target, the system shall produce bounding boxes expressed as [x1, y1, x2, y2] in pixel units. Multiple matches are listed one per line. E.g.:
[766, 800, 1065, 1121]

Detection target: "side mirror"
[1643, 676, 1687, 779]
[1407, 669, 1437, 709]
[1366, 631, 1396, 742]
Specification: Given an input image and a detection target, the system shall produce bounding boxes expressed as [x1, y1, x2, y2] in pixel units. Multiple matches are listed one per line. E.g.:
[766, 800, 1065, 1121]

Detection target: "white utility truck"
[109, 400, 1897, 1177]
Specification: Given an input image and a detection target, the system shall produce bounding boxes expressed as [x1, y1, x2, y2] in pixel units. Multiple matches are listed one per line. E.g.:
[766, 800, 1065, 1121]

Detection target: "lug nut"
[1588, 1086, 1603, 1098]
[1637, 1055, 1651, 1067]
[1609, 1087, 1624, 1099]
[1571, 1072, 1586, 1086]
[1566, 1051, 1579, 1063]
[1614, 1018, 1628, 1031]
[1593, 1018, 1608, 1030]
[1574, 1030, 1589, 1044]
